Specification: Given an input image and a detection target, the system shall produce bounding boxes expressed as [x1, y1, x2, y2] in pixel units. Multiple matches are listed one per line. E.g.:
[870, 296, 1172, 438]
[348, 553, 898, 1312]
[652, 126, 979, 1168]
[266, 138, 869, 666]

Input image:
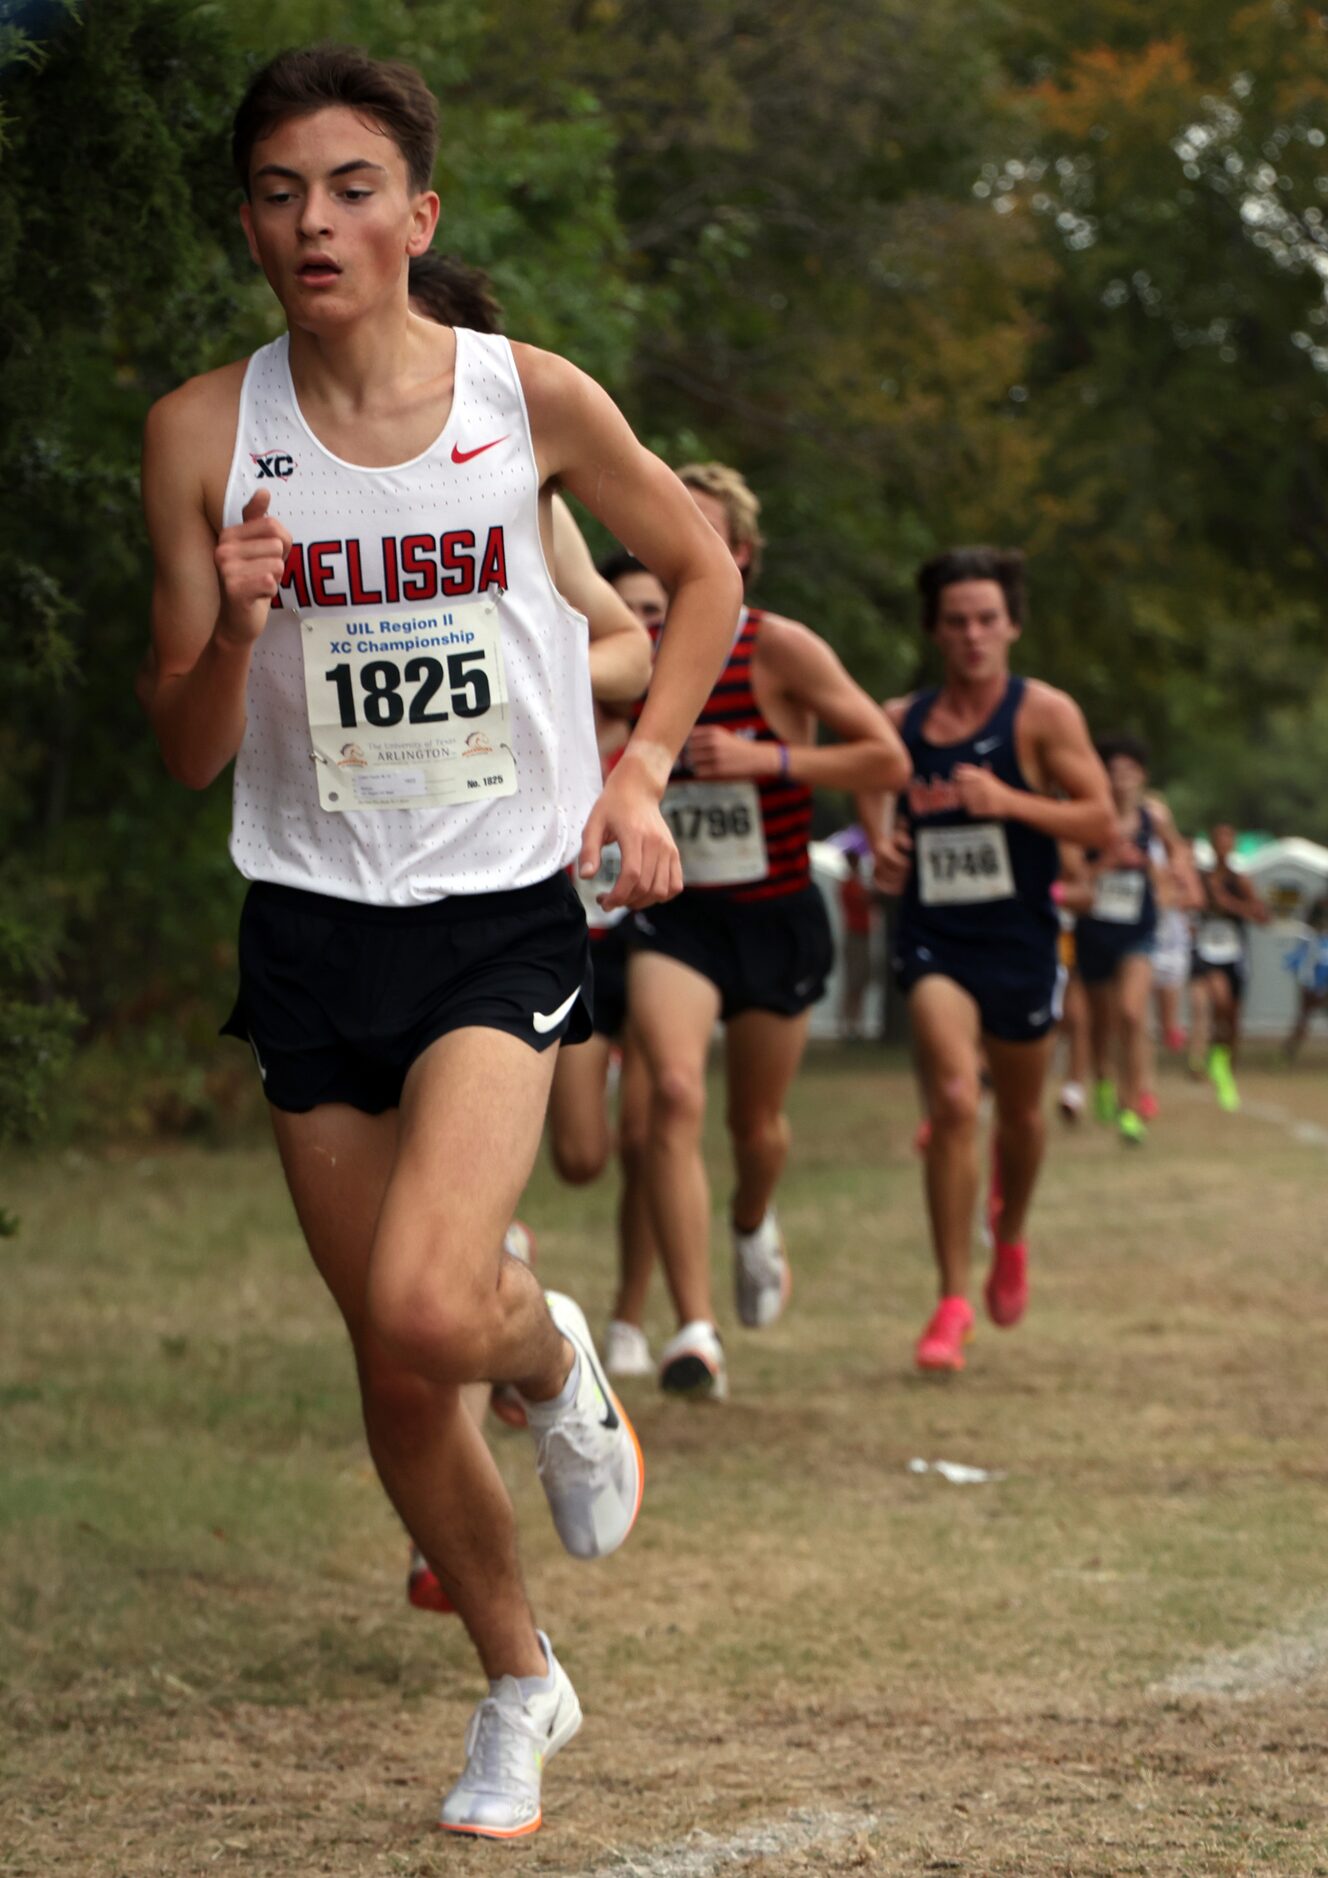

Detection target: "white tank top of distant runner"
[222, 330, 600, 904]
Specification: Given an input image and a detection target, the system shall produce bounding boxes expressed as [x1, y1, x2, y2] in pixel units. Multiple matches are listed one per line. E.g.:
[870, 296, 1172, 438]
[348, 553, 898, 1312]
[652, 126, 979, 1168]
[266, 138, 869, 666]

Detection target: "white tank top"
[222, 329, 600, 904]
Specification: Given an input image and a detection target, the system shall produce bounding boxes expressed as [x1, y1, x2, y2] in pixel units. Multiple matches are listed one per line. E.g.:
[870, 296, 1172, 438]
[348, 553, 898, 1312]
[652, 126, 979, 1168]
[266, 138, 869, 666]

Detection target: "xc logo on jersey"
[251, 451, 297, 479]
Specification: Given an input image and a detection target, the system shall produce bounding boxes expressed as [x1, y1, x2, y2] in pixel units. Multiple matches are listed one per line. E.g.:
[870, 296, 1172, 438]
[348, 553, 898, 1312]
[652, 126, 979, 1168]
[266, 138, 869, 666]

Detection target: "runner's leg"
[982, 1031, 1054, 1244]
[629, 950, 723, 1328]
[1116, 952, 1153, 1114]
[270, 1063, 552, 1682]
[612, 1030, 658, 1329]
[908, 976, 983, 1301]
[547, 1033, 614, 1185]
[723, 1007, 812, 1232]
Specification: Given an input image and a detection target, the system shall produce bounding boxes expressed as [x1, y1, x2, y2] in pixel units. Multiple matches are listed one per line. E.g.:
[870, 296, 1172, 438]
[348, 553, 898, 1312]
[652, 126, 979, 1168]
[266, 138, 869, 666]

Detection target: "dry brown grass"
[3, 1048, 1327, 1875]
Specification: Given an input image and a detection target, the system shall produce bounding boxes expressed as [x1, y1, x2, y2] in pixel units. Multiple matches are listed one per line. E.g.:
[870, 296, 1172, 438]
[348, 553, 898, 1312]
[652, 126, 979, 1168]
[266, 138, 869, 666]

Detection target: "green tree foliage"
[2, 0, 1326, 1134]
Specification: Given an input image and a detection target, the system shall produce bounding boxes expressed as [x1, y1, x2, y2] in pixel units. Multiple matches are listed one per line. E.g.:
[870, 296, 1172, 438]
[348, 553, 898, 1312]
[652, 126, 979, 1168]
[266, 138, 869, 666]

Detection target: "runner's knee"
[930, 1072, 980, 1132]
[549, 1121, 609, 1186]
[366, 1260, 492, 1384]
[652, 1062, 706, 1135]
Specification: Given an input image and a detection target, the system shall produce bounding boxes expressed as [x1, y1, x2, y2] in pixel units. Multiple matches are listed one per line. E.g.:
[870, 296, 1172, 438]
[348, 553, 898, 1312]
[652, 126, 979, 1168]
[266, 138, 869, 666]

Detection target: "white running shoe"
[522, 1292, 644, 1560]
[438, 1631, 582, 1839]
[1058, 1081, 1086, 1123]
[658, 1320, 729, 1400]
[603, 1318, 653, 1378]
[732, 1207, 791, 1328]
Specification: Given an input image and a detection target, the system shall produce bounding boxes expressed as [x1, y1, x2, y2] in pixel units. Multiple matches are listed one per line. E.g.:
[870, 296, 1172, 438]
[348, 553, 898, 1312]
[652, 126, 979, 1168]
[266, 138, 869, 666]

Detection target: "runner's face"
[1107, 754, 1146, 806]
[612, 570, 668, 630]
[687, 489, 752, 574]
[932, 579, 1018, 682]
[1211, 823, 1235, 862]
[241, 106, 438, 327]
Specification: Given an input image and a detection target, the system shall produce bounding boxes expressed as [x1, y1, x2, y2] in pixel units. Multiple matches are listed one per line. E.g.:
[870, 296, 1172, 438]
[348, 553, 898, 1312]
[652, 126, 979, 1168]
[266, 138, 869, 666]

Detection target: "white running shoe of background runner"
[603, 1318, 652, 1378]
[521, 1292, 644, 1559]
[732, 1207, 791, 1328]
[658, 1319, 729, 1400]
[438, 1630, 582, 1839]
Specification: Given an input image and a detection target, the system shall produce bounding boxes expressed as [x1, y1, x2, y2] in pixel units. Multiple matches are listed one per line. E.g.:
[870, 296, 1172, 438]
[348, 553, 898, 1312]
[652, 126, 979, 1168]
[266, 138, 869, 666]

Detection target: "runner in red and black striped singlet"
[625, 461, 910, 1403]
[659, 608, 815, 902]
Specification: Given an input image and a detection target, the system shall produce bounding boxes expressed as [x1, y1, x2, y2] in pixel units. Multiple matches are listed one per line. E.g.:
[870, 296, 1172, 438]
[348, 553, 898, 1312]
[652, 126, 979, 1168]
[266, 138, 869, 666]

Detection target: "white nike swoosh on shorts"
[533, 987, 581, 1035]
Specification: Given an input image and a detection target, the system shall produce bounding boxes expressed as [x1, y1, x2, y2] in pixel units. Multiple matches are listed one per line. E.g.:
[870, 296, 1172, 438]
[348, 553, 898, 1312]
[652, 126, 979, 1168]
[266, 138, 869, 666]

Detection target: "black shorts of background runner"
[1190, 954, 1246, 1000]
[223, 873, 593, 1114]
[1075, 922, 1157, 987]
[588, 922, 629, 1038]
[892, 932, 1063, 1043]
[630, 882, 833, 1021]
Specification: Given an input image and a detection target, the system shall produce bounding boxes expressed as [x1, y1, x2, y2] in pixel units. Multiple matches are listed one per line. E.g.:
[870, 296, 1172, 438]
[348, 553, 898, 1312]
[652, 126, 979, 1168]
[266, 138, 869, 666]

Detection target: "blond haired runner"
[627, 462, 909, 1398]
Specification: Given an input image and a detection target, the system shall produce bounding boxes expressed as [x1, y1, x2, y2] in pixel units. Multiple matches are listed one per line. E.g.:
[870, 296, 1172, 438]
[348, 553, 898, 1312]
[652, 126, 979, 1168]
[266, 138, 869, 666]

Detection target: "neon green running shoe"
[1117, 1108, 1147, 1147]
[1094, 1078, 1118, 1124]
[1208, 1045, 1241, 1113]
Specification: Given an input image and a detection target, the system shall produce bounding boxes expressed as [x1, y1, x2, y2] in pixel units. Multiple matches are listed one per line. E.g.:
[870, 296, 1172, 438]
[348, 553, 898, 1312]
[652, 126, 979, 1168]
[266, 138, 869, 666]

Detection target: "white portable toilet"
[1235, 839, 1328, 1035]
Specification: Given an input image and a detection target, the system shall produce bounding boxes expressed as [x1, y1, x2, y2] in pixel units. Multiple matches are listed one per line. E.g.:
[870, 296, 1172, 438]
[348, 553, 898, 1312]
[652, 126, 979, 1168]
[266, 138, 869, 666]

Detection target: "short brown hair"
[916, 546, 1026, 633]
[232, 45, 439, 196]
[407, 253, 503, 333]
[676, 462, 765, 580]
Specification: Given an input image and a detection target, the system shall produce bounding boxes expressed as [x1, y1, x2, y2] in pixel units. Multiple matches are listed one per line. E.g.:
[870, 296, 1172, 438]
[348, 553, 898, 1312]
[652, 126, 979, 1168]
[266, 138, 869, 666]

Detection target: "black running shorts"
[629, 882, 833, 1021]
[893, 930, 1062, 1043]
[223, 874, 593, 1114]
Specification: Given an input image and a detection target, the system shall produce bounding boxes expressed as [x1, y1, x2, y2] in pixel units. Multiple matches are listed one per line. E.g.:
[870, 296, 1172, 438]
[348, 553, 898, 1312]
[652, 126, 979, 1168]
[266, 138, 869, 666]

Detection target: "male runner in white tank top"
[139, 47, 741, 1842]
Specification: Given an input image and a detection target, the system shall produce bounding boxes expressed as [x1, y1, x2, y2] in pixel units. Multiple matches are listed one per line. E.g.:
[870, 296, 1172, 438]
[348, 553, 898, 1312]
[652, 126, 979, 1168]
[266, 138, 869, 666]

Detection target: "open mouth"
[297, 258, 342, 284]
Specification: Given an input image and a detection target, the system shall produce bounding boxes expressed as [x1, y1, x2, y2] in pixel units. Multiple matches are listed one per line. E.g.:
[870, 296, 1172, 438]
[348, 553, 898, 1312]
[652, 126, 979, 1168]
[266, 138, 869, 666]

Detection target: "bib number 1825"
[323, 651, 491, 730]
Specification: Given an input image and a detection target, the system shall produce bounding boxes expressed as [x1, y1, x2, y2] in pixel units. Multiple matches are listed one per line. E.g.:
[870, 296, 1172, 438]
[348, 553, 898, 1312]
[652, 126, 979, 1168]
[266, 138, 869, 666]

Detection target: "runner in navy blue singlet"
[873, 548, 1113, 1373]
[1058, 735, 1197, 1144]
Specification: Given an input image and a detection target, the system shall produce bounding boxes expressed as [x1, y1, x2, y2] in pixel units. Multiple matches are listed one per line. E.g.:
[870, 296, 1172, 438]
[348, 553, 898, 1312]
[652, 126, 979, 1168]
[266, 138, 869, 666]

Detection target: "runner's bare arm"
[1147, 794, 1204, 909]
[1054, 841, 1097, 914]
[953, 686, 1113, 847]
[141, 372, 290, 789]
[549, 494, 651, 704]
[686, 619, 910, 792]
[519, 346, 741, 907]
[867, 695, 914, 893]
[1219, 869, 1272, 925]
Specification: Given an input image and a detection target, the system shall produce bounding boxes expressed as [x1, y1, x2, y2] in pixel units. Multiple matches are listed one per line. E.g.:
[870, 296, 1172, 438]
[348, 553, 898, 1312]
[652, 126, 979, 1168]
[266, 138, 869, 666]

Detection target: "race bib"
[1091, 869, 1146, 925]
[574, 842, 628, 931]
[663, 780, 768, 886]
[1197, 916, 1243, 964]
[917, 823, 1015, 906]
[300, 598, 515, 812]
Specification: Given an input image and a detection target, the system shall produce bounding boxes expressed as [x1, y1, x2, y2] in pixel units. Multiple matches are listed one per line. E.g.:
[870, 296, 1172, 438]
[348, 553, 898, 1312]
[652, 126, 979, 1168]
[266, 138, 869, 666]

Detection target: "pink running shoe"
[1136, 1090, 1160, 1123]
[915, 1297, 975, 1372]
[1164, 1026, 1187, 1054]
[984, 1241, 1028, 1328]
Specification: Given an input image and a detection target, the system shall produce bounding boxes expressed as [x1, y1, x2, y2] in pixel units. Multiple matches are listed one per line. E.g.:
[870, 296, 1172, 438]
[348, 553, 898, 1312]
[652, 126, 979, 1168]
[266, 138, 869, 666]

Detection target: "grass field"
[3, 1047, 1328, 1877]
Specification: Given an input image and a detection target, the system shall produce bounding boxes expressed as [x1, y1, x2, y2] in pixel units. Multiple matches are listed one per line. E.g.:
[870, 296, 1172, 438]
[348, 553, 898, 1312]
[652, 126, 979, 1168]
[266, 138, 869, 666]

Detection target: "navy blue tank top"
[1078, 803, 1157, 944]
[896, 677, 1058, 961]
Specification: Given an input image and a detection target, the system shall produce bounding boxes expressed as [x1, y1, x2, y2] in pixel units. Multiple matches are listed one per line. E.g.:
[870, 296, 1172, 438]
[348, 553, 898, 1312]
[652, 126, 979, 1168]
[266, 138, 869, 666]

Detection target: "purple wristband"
[778, 743, 791, 778]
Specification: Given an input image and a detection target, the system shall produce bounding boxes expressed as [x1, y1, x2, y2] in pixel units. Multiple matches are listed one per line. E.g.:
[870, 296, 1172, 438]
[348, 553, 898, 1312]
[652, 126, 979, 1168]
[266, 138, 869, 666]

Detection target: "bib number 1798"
[324, 652, 491, 730]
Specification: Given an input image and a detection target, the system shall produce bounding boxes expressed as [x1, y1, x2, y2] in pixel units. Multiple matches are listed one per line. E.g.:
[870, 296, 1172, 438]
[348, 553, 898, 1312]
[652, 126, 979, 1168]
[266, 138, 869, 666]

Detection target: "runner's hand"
[685, 724, 768, 780]
[952, 763, 1011, 819]
[873, 829, 913, 895]
[579, 763, 682, 910]
[214, 490, 293, 645]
